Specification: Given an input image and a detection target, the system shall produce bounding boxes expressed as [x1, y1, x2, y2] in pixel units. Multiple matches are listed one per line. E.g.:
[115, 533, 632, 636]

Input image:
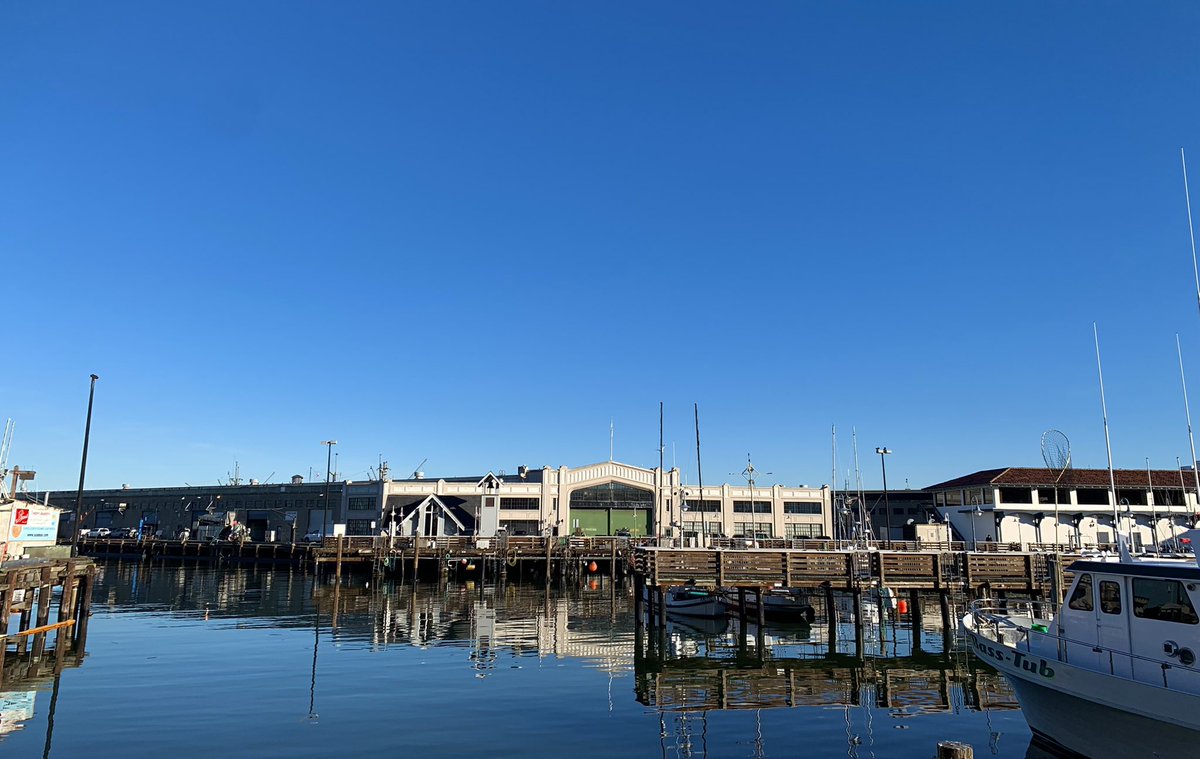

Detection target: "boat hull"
[962, 616, 1200, 758]
[644, 587, 729, 618]
[1011, 675, 1200, 758]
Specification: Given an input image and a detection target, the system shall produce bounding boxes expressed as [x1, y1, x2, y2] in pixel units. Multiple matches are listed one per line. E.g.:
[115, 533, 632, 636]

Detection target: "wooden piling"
[823, 583, 837, 653]
[936, 741, 973, 759]
[909, 589, 923, 653]
[852, 588, 864, 659]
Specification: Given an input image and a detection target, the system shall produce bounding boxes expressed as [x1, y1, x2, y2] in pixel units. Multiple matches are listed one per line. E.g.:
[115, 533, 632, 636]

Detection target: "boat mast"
[1094, 323, 1121, 543]
[1147, 458, 1158, 551]
[1176, 335, 1200, 517]
[695, 403, 705, 546]
[831, 425, 838, 542]
[1182, 148, 1200, 316]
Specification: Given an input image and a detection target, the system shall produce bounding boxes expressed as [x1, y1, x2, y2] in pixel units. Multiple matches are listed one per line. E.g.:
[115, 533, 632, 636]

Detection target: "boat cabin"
[1056, 560, 1200, 692]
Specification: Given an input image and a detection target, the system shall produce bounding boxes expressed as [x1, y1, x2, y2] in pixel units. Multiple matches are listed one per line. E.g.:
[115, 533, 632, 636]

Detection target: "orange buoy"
[588, 561, 598, 573]
[466, 563, 476, 571]
[897, 599, 909, 614]
[588, 579, 599, 590]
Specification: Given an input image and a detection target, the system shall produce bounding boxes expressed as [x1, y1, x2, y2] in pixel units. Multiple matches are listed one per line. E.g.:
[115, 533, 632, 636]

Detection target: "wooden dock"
[0, 559, 95, 686]
[631, 546, 1071, 596]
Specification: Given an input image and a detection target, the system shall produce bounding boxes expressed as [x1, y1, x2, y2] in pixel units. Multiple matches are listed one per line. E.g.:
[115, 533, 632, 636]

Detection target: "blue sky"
[6, 2, 1200, 492]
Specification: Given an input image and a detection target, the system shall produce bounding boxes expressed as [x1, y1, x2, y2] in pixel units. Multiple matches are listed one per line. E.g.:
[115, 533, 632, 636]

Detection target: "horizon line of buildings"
[17, 459, 1200, 550]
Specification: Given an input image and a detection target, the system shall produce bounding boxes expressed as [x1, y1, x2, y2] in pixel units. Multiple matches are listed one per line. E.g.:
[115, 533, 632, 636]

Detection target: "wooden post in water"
[939, 590, 953, 650]
[31, 566, 53, 659]
[823, 583, 837, 654]
[738, 587, 748, 628]
[936, 741, 973, 759]
[74, 565, 95, 653]
[909, 589, 923, 653]
[755, 588, 766, 658]
[852, 587, 864, 659]
[334, 535, 344, 586]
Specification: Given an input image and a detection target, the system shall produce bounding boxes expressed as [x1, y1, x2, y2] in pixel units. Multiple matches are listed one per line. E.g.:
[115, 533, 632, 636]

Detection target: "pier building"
[343, 460, 832, 541]
[42, 460, 831, 543]
[928, 467, 1200, 549]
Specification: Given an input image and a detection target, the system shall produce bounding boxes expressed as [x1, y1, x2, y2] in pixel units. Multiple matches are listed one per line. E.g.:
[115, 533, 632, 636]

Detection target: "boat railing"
[968, 599, 1200, 690]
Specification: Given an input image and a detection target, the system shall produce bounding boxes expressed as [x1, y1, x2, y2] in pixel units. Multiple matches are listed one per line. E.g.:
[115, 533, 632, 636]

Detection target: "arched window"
[569, 482, 653, 509]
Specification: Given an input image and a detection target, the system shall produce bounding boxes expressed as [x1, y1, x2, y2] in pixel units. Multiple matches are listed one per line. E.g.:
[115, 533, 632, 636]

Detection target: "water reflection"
[40, 564, 1034, 758]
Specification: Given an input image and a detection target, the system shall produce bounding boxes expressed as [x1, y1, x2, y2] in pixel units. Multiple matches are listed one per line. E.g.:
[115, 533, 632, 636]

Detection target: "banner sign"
[9, 508, 60, 543]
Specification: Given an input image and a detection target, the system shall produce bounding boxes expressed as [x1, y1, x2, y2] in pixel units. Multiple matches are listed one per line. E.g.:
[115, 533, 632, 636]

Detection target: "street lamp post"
[71, 374, 99, 558]
[320, 441, 337, 539]
[875, 447, 892, 540]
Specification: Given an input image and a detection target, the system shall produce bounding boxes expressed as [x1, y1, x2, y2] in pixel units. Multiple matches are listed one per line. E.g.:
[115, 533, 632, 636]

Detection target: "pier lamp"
[876, 448, 892, 538]
[321, 441, 337, 538]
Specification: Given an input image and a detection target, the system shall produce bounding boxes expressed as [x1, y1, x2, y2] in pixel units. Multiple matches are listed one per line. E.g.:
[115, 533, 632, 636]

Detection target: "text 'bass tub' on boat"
[962, 547, 1200, 758]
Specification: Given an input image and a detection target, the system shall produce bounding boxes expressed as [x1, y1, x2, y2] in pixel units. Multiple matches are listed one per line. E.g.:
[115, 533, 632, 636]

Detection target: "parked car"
[88, 527, 111, 538]
[614, 528, 631, 537]
[302, 530, 325, 543]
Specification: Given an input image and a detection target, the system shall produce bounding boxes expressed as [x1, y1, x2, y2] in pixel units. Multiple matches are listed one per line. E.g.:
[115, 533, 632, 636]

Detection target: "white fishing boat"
[645, 585, 730, 618]
[962, 541, 1200, 757]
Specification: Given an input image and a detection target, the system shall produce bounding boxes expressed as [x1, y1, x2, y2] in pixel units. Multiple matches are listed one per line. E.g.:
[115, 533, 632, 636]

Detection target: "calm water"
[1, 564, 1038, 758]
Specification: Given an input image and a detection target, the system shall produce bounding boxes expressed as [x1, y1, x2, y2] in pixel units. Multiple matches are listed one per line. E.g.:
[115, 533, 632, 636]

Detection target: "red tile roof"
[927, 467, 1196, 490]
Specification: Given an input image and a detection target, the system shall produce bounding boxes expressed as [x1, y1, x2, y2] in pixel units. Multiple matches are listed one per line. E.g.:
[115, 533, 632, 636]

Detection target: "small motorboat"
[724, 587, 816, 624]
[644, 585, 730, 618]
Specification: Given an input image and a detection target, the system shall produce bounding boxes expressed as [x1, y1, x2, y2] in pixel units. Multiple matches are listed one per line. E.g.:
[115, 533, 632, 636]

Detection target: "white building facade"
[339, 460, 832, 542]
[928, 467, 1200, 550]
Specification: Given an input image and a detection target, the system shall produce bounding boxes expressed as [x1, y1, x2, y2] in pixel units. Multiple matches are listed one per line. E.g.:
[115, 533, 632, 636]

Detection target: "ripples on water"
[0, 564, 1035, 758]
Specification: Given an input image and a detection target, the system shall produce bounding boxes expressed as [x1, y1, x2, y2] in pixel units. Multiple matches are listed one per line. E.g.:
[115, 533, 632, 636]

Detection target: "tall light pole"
[71, 374, 99, 558]
[321, 440, 337, 538]
[876, 447, 892, 540]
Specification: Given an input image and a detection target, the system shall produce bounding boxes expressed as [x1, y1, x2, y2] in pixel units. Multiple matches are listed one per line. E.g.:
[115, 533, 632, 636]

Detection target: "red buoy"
[588, 561, 598, 573]
[897, 599, 909, 614]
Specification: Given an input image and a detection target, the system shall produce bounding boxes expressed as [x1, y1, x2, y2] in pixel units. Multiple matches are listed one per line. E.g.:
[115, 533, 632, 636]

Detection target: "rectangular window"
[1099, 580, 1122, 615]
[501, 497, 540, 510]
[1153, 488, 1184, 507]
[1133, 578, 1199, 624]
[1076, 489, 1110, 506]
[733, 501, 771, 514]
[944, 490, 963, 507]
[348, 497, 376, 511]
[346, 519, 374, 535]
[733, 522, 773, 538]
[1116, 489, 1147, 506]
[998, 487, 1032, 504]
[784, 502, 822, 515]
[1037, 488, 1069, 505]
[785, 523, 822, 538]
[684, 500, 721, 513]
[1068, 574, 1093, 612]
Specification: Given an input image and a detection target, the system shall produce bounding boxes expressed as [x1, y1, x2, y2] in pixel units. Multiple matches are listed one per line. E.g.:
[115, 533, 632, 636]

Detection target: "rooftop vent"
[291, 475, 304, 484]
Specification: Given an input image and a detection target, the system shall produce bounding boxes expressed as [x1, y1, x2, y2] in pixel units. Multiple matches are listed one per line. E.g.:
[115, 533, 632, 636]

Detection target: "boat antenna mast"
[1177, 335, 1200, 515]
[1093, 323, 1125, 557]
[1040, 430, 1071, 548]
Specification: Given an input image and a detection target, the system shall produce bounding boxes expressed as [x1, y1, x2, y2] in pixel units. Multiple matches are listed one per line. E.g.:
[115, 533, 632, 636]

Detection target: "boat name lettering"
[971, 634, 1054, 679]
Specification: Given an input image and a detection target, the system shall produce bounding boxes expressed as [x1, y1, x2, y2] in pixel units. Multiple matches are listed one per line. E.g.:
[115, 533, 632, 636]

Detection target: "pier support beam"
[823, 583, 837, 655]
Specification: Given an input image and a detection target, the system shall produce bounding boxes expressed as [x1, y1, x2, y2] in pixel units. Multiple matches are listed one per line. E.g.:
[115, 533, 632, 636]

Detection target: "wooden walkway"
[632, 546, 1073, 596]
[0, 559, 95, 686]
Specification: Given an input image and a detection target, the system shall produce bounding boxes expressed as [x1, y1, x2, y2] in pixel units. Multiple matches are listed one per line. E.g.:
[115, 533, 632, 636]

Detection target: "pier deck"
[0, 558, 95, 686]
